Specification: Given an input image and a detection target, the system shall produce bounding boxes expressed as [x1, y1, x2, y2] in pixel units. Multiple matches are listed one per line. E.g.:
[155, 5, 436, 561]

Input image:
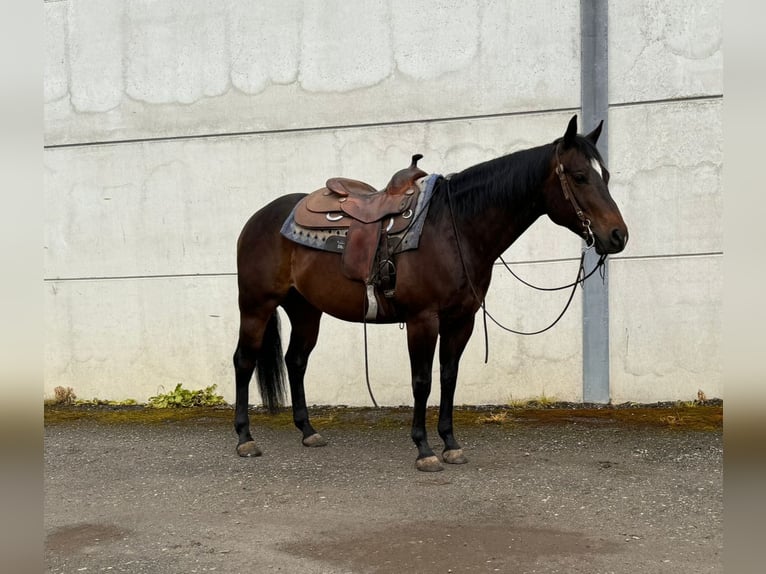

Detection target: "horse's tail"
[255, 311, 287, 414]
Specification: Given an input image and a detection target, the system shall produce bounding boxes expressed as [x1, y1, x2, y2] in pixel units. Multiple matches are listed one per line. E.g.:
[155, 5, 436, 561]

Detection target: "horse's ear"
[586, 120, 604, 145]
[563, 115, 578, 146]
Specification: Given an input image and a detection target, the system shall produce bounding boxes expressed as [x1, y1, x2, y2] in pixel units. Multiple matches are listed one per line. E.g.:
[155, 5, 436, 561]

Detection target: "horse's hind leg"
[282, 289, 326, 447]
[233, 308, 285, 457]
[233, 336, 260, 457]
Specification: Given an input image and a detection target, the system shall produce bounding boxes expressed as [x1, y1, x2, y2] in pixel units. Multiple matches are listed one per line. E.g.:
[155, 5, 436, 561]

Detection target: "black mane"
[430, 143, 553, 221]
[430, 135, 604, 221]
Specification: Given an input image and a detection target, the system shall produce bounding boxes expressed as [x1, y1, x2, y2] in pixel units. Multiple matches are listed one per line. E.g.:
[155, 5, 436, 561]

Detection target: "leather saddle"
[296, 154, 426, 231]
[293, 154, 428, 290]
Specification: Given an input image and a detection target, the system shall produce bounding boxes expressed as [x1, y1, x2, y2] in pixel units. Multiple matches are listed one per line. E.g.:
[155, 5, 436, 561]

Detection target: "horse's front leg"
[406, 315, 441, 472]
[437, 314, 475, 465]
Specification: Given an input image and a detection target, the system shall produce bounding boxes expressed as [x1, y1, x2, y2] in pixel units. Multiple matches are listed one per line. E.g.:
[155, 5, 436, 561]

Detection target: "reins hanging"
[444, 175, 609, 364]
[482, 250, 607, 337]
[497, 252, 605, 292]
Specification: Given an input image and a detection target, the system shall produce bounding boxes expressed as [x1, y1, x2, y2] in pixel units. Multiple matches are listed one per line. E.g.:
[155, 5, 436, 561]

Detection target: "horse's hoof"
[415, 455, 443, 472]
[236, 441, 262, 457]
[302, 433, 327, 447]
[443, 449, 468, 465]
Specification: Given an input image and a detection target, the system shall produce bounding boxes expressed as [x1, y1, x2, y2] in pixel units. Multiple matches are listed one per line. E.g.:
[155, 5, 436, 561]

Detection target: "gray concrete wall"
[44, 0, 723, 406]
[607, 0, 723, 402]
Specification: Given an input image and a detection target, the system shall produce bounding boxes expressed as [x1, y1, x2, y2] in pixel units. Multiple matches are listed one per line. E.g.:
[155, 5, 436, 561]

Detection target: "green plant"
[73, 398, 139, 406]
[147, 384, 227, 408]
[533, 393, 556, 407]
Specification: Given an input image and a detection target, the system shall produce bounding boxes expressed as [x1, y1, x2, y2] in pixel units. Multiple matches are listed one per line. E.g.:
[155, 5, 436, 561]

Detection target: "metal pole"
[580, 0, 610, 403]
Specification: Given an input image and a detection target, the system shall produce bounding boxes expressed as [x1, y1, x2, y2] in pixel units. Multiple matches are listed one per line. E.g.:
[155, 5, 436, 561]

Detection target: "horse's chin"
[592, 227, 628, 255]
[593, 237, 626, 256]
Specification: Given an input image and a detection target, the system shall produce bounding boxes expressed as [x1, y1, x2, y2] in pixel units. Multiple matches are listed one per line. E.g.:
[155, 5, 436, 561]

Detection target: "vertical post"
[580, 0, 610, 403]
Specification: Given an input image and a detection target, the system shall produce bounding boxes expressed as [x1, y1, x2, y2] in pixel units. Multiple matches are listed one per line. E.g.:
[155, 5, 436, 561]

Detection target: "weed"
[534, 393, 557, 408]
[476, 411, 510, 425]
[51, 386, 76, 405]
[74, 398, 139, 406]
[506, 393, 558, 409]
[147, 384, 227, 408]
[671, 391, 710, 410]
[660, 412, 685, 426]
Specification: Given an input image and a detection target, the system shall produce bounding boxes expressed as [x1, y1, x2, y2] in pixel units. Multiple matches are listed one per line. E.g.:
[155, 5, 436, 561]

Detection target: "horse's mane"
[431, 135, 604, 221]
[431, 144, 552, 221]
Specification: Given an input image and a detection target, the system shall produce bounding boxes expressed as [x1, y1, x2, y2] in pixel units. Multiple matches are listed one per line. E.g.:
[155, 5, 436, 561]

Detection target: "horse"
[232, 115, 628, 472]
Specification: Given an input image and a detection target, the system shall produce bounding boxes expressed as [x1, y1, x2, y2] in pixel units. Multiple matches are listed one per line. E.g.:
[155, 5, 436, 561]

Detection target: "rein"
[497, 252, 605, 292]
[484, 250, 606, 334]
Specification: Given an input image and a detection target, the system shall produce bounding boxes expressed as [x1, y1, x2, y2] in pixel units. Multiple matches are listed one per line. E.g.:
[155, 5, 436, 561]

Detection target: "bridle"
[554, 143, 596, 249]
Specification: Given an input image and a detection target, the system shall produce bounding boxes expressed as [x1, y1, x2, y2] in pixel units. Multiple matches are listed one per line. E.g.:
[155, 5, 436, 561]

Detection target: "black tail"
[255, 312, 287, 413]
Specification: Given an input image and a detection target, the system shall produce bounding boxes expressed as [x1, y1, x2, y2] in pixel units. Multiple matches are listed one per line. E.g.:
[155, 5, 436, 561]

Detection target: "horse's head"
[542, 115, 628, 255]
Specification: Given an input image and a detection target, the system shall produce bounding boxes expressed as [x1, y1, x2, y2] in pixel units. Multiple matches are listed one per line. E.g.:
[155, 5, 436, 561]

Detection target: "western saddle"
[293, 154, 428, 302]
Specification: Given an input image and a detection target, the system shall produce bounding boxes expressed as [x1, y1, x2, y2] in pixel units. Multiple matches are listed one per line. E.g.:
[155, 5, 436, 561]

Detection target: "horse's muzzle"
[596, 227, 628, 254]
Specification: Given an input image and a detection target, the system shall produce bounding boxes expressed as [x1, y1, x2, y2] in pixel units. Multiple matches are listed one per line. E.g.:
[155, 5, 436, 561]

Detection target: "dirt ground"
[44, 405, 722, 573]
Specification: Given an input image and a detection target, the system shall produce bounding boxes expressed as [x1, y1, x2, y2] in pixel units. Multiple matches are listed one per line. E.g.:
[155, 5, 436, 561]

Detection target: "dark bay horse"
[233, 115, 628, 471]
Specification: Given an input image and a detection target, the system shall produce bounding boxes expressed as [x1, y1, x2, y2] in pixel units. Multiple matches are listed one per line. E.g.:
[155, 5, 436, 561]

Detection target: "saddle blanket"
[280, 173, 440, 253]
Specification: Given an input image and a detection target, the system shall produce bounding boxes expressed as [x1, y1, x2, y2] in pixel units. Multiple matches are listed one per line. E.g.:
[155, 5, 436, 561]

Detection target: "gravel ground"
[44, 407, 722, 573]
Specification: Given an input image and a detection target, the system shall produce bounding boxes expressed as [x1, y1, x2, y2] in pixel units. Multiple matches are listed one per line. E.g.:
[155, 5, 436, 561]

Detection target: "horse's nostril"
[611, 228, 627, 249]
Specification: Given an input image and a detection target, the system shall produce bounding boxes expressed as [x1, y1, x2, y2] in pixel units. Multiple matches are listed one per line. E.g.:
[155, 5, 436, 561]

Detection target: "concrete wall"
[607, 0, 723, 402]
[44, 0, 723, 406]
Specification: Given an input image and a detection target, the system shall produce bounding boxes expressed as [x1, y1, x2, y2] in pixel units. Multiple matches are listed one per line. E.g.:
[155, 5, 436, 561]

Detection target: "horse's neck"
[443, 150, 548, 271]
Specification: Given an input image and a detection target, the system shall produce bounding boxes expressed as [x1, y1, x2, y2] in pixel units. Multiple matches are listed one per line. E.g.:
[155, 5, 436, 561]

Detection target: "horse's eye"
[573, 173, 587, 184]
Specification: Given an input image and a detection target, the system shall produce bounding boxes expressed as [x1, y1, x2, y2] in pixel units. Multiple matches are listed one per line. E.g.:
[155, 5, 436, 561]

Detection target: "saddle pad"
[280, 173, 440, 254]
